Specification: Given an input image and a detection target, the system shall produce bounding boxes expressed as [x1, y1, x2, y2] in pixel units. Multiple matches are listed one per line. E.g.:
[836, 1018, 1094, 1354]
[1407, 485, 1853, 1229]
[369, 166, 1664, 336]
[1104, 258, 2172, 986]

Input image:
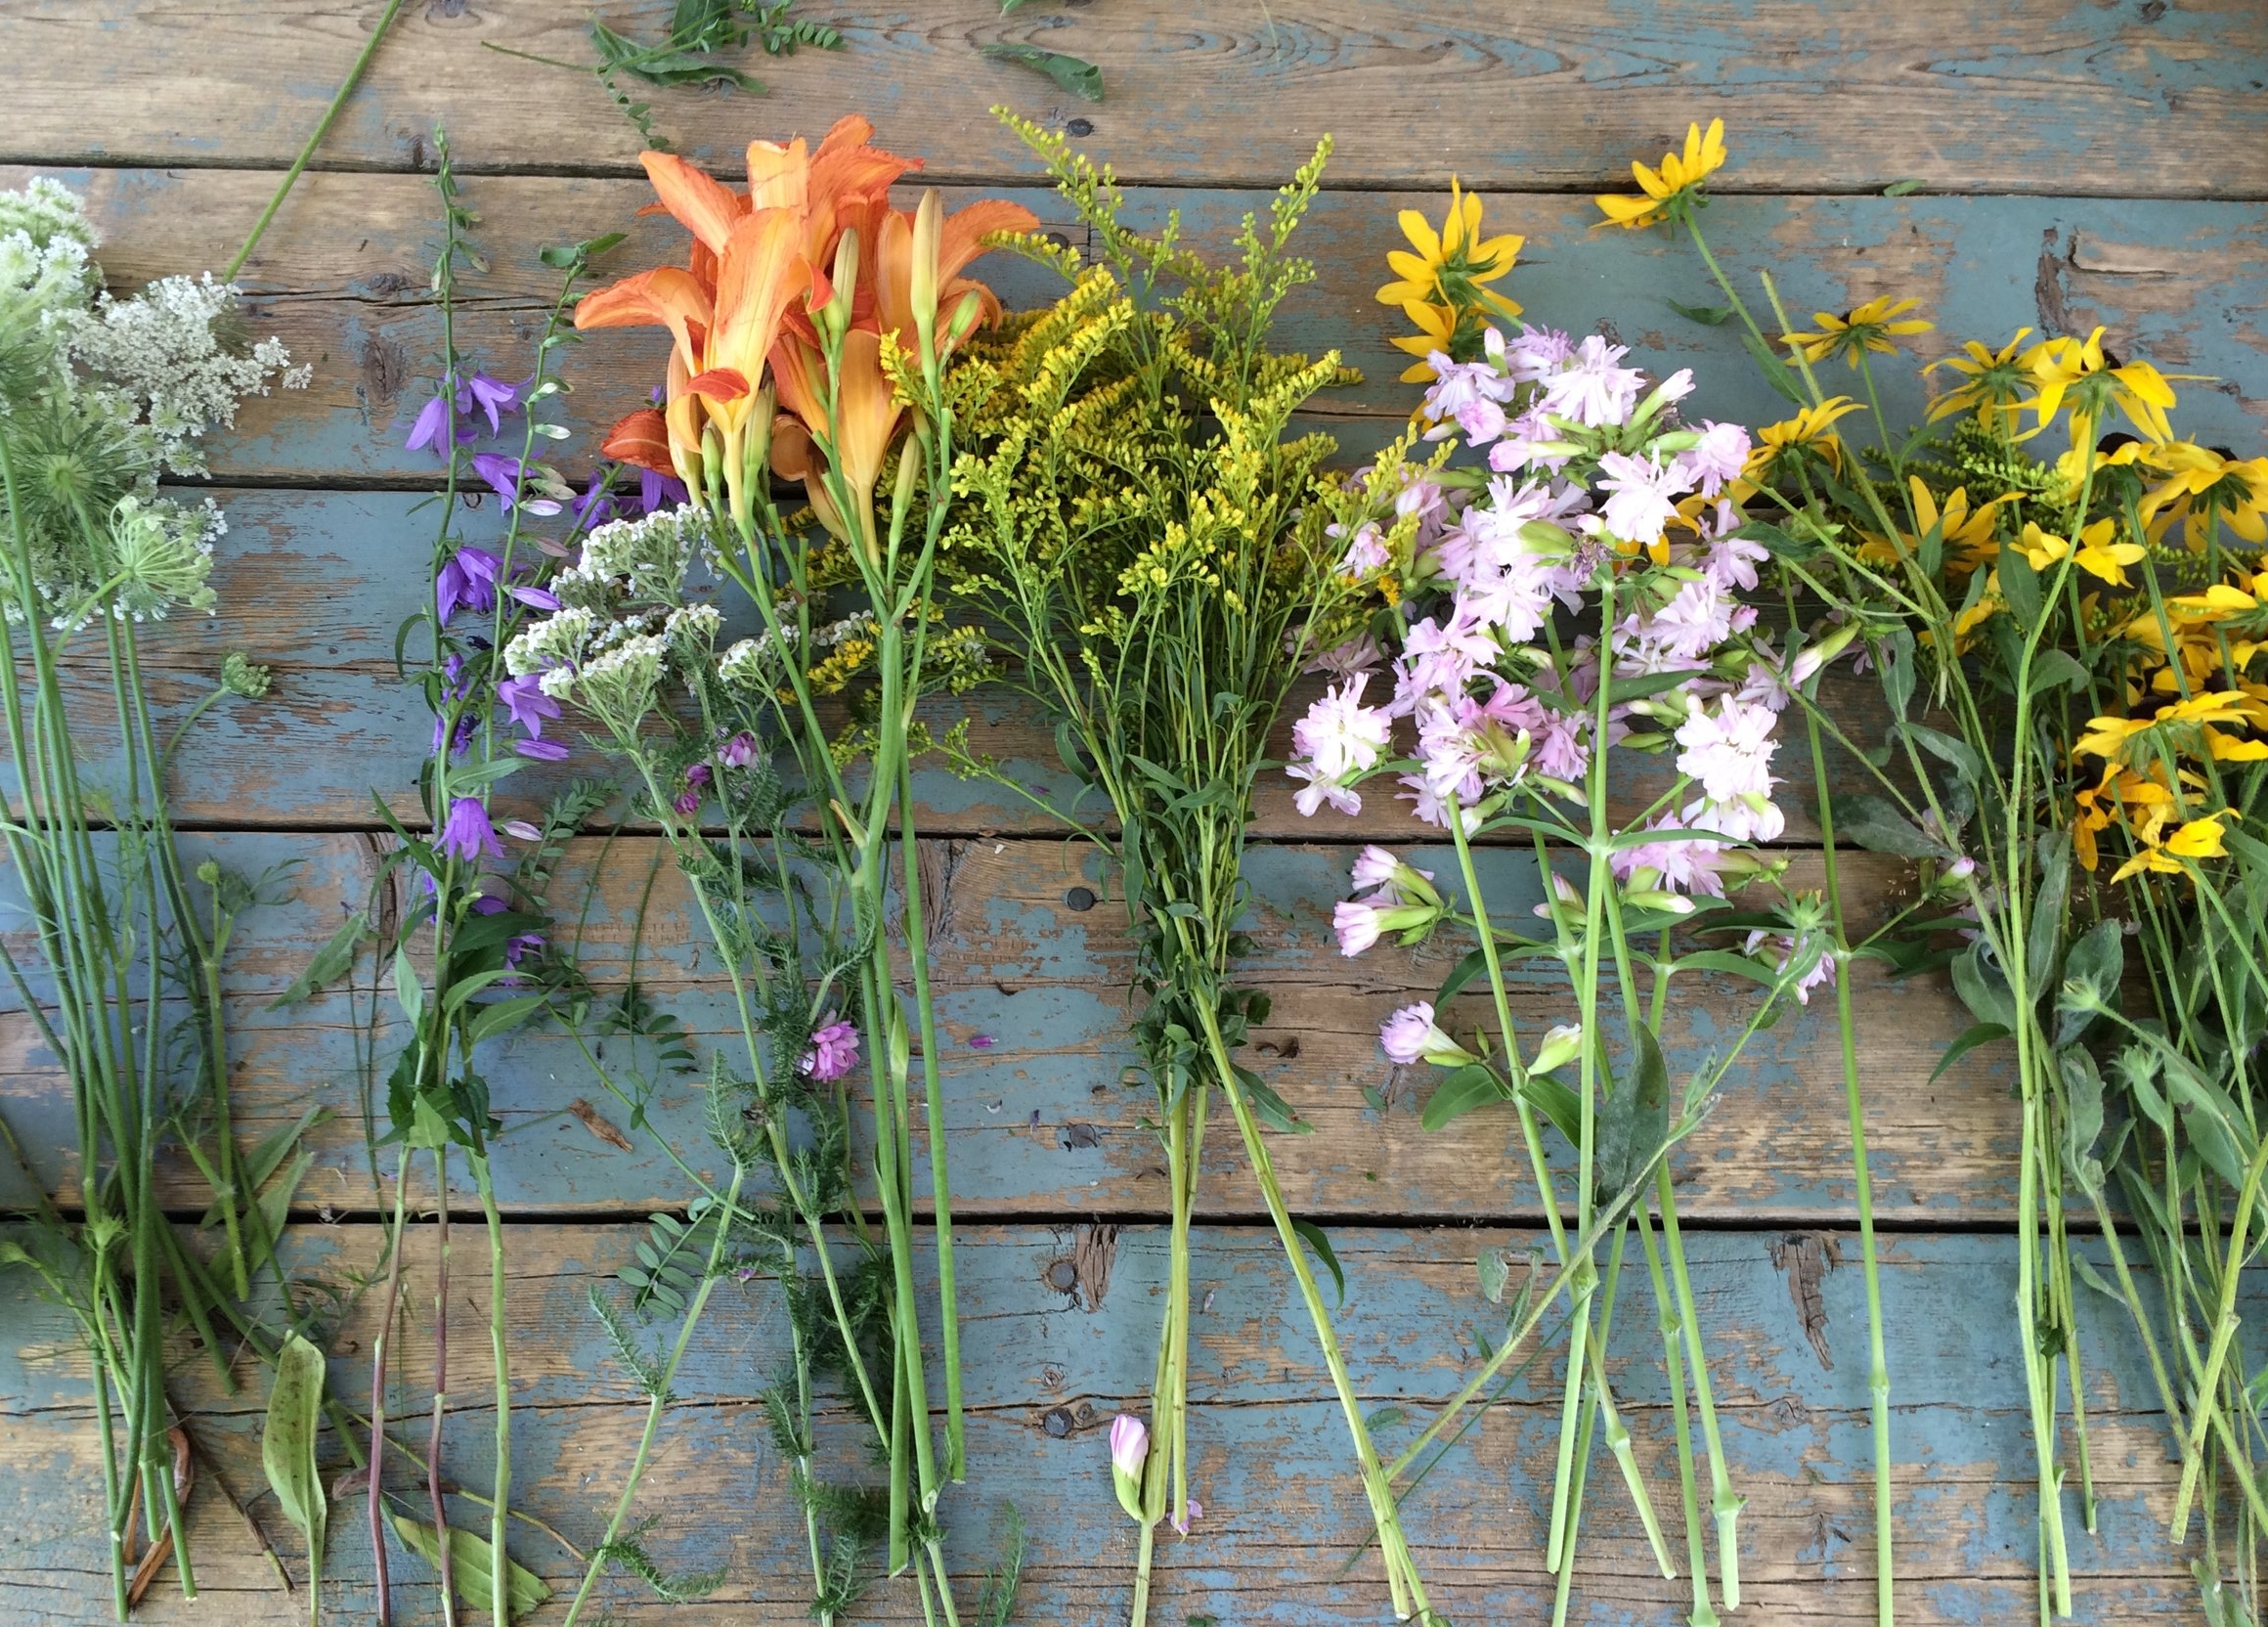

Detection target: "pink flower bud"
[1109, 1413, 1149, 1523]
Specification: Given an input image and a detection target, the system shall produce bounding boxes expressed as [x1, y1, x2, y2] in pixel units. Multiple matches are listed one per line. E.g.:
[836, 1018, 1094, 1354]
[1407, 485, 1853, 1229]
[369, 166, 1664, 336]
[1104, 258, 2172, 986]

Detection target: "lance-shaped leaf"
[261, 1332, 328, 1619]
[387, 1513, 553, 1622]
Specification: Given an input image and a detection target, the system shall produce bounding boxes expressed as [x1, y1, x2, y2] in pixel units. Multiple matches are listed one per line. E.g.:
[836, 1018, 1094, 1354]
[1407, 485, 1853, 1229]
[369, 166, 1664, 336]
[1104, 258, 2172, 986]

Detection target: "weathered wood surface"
[0, 834, 2012, 1224]
[7, 167, 2261, 485]
[0, 1224, 2242, 1626]
[4, 2, 2265, 197]
[22, 488, 1905, 838]
[6, 4, 2267, 1622]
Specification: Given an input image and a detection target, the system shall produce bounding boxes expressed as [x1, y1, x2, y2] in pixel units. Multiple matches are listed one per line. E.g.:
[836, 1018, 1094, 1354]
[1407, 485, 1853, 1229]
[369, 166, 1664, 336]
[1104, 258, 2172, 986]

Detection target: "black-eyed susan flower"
[1783, 296, 1934, 368]
[2029, 327, 2179, 447]
[2112, 811, 2233, 883]
[1377, 179, 1522, 324]
[1926, 329, 2037, 427]
[2139, 441, 2268, 547]
[1594, 118, 1727, 230]
[1745, 395, 1864, 478]
[1388, 297, 1459, 383]
[2073, 765, 2175, 869]
[2017, 517, 2145, 587]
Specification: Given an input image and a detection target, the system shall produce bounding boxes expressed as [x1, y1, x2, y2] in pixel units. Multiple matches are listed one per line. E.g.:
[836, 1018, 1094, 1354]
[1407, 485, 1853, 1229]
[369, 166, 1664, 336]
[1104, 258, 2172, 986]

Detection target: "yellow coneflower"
[1745, 395, 1865, 478]
[1783, 295, 1935, 368]
[2139, 441, 2268, 547]
[1594, 118, 1727, 231]
[1926, 329, 2038, 427]
[1377, 178, 1522, 323]
[1389, 298, 1459, 383]
[2029, 327, 2180, 447]
[2017, 517, 2145, 587]
[2113, 812, 2233, 883]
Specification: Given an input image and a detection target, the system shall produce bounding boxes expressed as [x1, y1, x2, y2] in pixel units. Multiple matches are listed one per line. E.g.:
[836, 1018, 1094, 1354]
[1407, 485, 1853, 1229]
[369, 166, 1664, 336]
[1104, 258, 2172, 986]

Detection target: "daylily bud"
[823, 229, 859, 340]
[1109, 1414, 1149, 1523]
[910, 189, 942, 337]
[1528, 1024, 1585, 1077]
[946, 288, 984, 348]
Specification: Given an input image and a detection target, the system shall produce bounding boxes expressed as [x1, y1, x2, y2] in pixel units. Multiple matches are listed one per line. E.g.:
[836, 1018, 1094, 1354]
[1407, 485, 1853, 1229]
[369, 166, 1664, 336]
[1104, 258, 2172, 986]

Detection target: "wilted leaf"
[981, 42, 1105, 101]
[263, 1333, 328, 1605]
[387, 1513, 552, 1622]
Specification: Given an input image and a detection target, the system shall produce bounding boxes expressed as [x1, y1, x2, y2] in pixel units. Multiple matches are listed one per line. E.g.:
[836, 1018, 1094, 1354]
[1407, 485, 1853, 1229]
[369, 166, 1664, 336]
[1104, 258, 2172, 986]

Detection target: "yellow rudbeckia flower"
[1377, 177, 1523, 324]
[1746, 396, 1865, 478]
[2029, 327, 2181, 446]
[2073, 766, 2174, 870]
[2139, 441, 2268, 547]
[1783, 296, 1935, 368]
[2112, 812, 2233, 883]
[2018, 517, 2145, 587]
[1389, 298, 1458, 383]
[1926, 329, 2037, 427]
[1594, 118, 1727, 231]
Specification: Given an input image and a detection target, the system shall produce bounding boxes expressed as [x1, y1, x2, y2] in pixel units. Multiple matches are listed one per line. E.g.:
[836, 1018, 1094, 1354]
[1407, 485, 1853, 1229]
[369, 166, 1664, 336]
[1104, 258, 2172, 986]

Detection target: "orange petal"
[770, 413, 815, 483]
[745, 135, 810, 211]
[767, 331, 828, 430]
[574, 266, 715, 377]
[599, 408, 676, 476]
[638, 152, 747, 253]
[832, 326, 904, 499]
[710, 207, 814, 388]
[686, 367, 751, 403]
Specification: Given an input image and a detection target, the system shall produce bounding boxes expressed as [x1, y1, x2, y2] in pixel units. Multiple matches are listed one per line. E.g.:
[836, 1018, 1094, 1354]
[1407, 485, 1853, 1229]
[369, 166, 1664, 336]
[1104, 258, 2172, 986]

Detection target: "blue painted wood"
[0, 833, 2014, 1222]
[14, 169, 2260, 486]
[0, 1224, 2240, 1624]
[4, 3, 2263, 196]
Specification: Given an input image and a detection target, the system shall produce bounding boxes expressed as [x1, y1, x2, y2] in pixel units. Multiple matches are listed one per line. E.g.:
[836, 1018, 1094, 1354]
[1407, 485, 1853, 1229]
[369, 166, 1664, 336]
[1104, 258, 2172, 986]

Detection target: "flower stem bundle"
[510, 115, 1035, 1622]
[937, 113, 1442, 1621]
[1612, 117, 2268, 1620]
[0, 177, 298, 1618]
[1336, 189, 1853, 1621]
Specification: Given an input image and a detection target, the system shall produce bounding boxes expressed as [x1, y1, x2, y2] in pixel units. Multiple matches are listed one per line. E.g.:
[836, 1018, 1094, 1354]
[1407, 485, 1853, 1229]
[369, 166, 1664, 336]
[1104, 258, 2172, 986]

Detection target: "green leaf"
[1475, 1248, 1509, 1304]
[982, 42, 1105, 101]
[2028, 648, 2088, 694]
[1900, 723, 1984, 791]
[262, 1332, 328, 1604]
[1997, 542, 2043, 630]
[2058, 1045, 2106, 1184]
[1605, 669, 1704, 705]
[1949, 942, 2018, 1031]
[1234, 1068, 1313, 1135]
[2055, 917, 2122, 1043]
[1929, 1022, 2010, 1083]
[465, 993, 552, 1047]
[446, 756, 524, 793]
[1833, 794, 1953, 860]
[269, 911, 373, 1010]
[1670, 949, 1784, 987]
[1418, 1063, 1505, 1132]
[2028, 829, 2073, 994]
[1290, 1218, 1346, 1307]
[1667, 298, 1733, 326]
[2160, 1056, 2256, 1191]
[1517, 1071, 1582, 1145]
[1364, 1404, 1407, 1430]
[386, 1513, 552, 1622]
[393, 945, 425, 1028]
[1882, 178, 1926, 197]
[1740, 329, 1806, 405]
[1594, 1025, 1669, 1195]
[1434, 946, 1490, 1010]
[1877, 627, 1916, 721]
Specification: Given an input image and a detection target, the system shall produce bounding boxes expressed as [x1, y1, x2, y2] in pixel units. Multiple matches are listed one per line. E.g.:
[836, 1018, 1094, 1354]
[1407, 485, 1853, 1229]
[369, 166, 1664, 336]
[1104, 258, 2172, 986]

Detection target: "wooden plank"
[22, 487, 1908, 839]
[0, 833, 2018, 1224]
[9, 167, 2262, 487]
[3, 3, 2264, 197]
[0, 1222, 2233, 1624]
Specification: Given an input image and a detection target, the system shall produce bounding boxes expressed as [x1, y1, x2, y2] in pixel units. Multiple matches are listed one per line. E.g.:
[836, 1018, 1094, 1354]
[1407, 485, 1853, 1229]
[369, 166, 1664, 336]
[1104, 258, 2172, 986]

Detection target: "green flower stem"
[1638, 1201, 1720, 1627]
[1806, 680, 1897, 1627]
[556, 1159, 751, 1627]
[427, 1144, 458, 1627]
[1180, 945, 1426, 1620]
[1654, 1165, 1742, 1608]
[470, 1150, 513, 1627]
[895, 753, 964, 1481]
[368, 1145, 414, 1627]
[223, 0, 406, 281]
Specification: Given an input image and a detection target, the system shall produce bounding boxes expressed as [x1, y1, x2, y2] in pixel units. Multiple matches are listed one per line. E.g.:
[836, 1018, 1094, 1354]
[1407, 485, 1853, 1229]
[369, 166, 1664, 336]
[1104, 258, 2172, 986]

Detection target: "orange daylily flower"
[600, 408, 675, 477]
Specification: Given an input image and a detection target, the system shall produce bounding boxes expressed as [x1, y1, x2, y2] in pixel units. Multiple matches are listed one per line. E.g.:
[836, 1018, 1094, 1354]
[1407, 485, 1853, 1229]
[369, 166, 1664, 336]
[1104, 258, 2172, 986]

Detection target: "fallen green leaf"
[263, 1332, 328, 1624]
[387, 1512, 552, 1623]
[982, 42, 1104, 102]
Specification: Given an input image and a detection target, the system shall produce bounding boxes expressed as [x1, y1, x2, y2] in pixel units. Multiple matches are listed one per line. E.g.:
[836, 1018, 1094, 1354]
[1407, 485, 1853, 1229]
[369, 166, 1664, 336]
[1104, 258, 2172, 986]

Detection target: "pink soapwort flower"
[1488, 406, 1575, 474]
[1397, 770, 1482, 836]
[1679, 420, 1752, 497]
[1702, 531, 1769, 594]
[1610, 819, 1731, 898]
[1539, 334, 1646, 427]
[1306, 631, 1385, 679]
[1595, 449, 1694, 545]
[1171, 1499, 1203, 1536]
[801, 1018, 860, 1082]
[1349, 844, 1413, 894]
[1503, 325, 1575, 384]
[1378, 1001, 1473, 1067]
[1109, 1413, 1148, 1522]
[1745, 930, 1836, 1003]
[1333, 521, 1391, 575]
[1334, 899, 1388, 956]
[1391, 605, 1498, 716]
[1288, 673, 1393, 817]
[1675, 696, 1779, 805]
